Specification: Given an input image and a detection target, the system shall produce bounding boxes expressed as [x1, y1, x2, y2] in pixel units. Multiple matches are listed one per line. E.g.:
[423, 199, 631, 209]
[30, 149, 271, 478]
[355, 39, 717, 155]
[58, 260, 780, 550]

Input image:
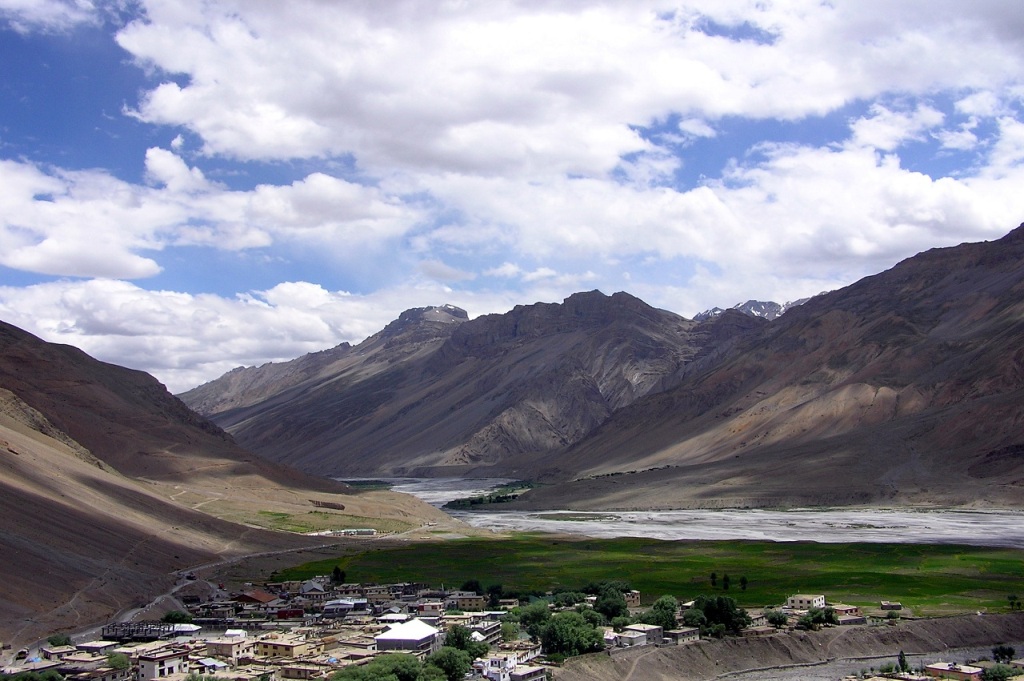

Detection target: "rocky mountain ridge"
[693, 297, 812, 322]
[183, 223, 1024, 508]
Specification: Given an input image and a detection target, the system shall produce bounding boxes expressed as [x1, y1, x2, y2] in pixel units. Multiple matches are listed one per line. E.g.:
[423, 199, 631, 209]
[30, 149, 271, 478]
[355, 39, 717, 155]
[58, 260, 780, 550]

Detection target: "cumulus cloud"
[3, 1, 1024, 389]
[0, 151, 425, 278]
[0, 0, 98, 33]
[113, 1, 1024, 174]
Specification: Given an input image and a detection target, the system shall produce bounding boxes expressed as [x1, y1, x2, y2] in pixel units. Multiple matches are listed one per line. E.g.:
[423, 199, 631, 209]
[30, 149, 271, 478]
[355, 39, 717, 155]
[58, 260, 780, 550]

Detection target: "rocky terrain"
[183, 224, 1024, 508]
[0, 321, 450, 648]
[182, 293, 732, 476]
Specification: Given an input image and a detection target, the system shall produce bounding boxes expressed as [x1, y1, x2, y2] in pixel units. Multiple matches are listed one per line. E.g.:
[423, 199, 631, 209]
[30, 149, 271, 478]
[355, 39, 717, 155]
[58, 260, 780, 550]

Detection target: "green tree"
[514, 601, 552, 640]
[691, 594, 751, 635]
[106, 654, 130, 671]
[552, 592, 586, 608]
[46, 634, 72, 647]
[722, 574, 730, 591]
[425, 647, 471, 681]
[639, 595, 678, 631]
[681, 608, 707, 628]
[501, 621, 520, 642]
[331, 565, 345, 584]
[765, 610, 788, 628]
[460, 579, 483, 595]
[580, 608, 604, 628]
[444, 624, 488, 660]
[594, 587, 628, 621]
[710, 572, 717, 587]
[898, 650, 909, 673]
[796, 614, 816, 631]
[486, 584, 504, 608]
[993, 645, 1016, 663]
[982, 665, 1017, 681]
[610, 616, 633, 632]
[539, 611, 604, 657]
[739, 576, 748, 591]
[161, 610, 192, 624]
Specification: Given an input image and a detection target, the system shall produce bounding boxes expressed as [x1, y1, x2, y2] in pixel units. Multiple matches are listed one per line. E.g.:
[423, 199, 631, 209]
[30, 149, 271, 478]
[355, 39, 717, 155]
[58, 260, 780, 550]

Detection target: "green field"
[273, 536, 1024, 616]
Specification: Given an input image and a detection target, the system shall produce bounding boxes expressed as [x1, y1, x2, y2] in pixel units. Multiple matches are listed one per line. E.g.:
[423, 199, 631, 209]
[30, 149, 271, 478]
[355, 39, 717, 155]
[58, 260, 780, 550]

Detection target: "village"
[4, 573, 1022, 681]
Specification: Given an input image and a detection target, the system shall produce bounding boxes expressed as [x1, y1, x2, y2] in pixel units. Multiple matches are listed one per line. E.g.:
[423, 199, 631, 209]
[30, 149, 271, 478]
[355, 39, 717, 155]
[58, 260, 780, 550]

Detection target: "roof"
[375, 619, 439, 641]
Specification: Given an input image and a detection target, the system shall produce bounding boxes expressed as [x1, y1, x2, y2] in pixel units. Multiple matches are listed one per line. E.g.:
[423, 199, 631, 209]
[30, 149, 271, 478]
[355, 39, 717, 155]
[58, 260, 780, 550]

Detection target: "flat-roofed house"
[786, 594, 825, 610]
[138, 648, 189, 680]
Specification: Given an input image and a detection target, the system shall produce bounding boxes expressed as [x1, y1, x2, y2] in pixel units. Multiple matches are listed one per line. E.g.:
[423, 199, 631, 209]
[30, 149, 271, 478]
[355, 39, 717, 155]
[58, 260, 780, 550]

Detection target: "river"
[377, 478, 1024, 548]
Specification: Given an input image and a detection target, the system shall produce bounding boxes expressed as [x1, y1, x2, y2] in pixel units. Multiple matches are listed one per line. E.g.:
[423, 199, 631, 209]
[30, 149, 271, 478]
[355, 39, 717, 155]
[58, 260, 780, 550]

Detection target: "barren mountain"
[0, 321, 450, 648]
[183, 294, 751, 476]
[516, 224, 1024, 509]
[183, 224, 1024, 509]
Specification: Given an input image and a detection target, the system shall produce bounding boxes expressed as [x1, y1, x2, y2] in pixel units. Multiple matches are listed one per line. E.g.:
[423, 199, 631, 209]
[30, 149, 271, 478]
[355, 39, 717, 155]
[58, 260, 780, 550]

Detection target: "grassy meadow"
[273, 535, 1024, 616]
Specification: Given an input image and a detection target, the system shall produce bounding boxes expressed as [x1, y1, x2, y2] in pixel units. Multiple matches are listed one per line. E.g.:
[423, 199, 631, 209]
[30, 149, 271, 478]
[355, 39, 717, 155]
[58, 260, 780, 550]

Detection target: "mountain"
[182, 292, 763, 476]
[185, 224, 1024, 510]
[0, 321, 449, 647]
[693, 298, 811, 322]
[515, 224, 1024, 509]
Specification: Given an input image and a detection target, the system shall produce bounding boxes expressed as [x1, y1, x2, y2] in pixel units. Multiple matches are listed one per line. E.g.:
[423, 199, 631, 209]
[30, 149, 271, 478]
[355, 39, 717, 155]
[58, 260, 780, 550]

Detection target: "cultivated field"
[271, 536, 1024, 615]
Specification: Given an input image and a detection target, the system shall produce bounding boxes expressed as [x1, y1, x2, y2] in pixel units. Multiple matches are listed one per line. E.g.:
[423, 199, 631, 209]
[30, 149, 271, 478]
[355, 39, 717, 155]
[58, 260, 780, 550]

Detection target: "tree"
[444, 625, 488, 660]
[552, 592, 586, 608]
[360, 653, 422, 681]
[514, 601, 552, 640]
[681, 608, 707, 628]
[639, 595, 678, 631]
[331, 566, 345, 584]
[610, 616, 633, 632]
[710, 572, 717, 587]
[594, 587, 628, 621]
[460, 579, 483, 595]
[580, 608, 605, 628]
[691, 594, 751, 635]
[46, 634, 72, 647]
[501, 621, 520, 642]
[539, 611, 604, 657]
[486, 584, 504, 608]
[796, 614, 816, 631]
[425, 647, 471, 681]
[993, 645, 1016, 663]
[982, 665, 1017, 681]
[722, 574, 730, 591]
[765, 610, 788, 628]
[161, 610, 192, 624]
[898, 650, 909, 673]
[106, 654, 130, 671]
[739, 576, 748, 591]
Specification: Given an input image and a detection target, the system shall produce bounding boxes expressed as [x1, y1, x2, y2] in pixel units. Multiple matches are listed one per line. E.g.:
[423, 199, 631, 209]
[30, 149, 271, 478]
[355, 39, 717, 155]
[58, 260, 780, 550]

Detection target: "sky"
[1, 1, 1023, 393]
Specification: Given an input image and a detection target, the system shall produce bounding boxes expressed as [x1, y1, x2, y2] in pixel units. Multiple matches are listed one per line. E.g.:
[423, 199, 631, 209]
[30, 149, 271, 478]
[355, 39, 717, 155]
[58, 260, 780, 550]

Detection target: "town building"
[786, 594, 826, 610]
[374, 619, 443, 655]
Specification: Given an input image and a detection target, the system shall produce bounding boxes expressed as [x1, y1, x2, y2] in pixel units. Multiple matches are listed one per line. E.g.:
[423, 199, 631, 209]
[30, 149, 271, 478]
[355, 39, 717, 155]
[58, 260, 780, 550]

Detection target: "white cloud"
[114, 1, 1024, 174]
[849, 103, 945, 151]
[0, 0, 97, 33]
[0, 151, 425, 277]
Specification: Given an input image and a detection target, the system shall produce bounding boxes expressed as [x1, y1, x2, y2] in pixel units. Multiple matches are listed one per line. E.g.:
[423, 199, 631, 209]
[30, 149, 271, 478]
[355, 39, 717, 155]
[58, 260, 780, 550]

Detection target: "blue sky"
[1, 1, 1024, 392]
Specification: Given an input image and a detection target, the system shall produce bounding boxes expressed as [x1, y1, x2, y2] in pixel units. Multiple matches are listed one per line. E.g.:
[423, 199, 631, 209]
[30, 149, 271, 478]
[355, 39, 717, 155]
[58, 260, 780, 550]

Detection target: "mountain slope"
[0, 321, 451, 648]
[515, 224, 1024, 509]
[184, 293, 753, 476]
[182, 224, 1024, 509]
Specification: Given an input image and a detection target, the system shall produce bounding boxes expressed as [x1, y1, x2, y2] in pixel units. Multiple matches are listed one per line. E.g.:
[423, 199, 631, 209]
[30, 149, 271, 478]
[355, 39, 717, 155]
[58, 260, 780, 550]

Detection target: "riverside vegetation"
[272, 536, 1024, 616]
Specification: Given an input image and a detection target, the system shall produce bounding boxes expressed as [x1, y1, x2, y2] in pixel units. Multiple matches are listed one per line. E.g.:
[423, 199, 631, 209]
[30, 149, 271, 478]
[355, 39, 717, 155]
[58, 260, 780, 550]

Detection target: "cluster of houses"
[4, 581, 1013, 681]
